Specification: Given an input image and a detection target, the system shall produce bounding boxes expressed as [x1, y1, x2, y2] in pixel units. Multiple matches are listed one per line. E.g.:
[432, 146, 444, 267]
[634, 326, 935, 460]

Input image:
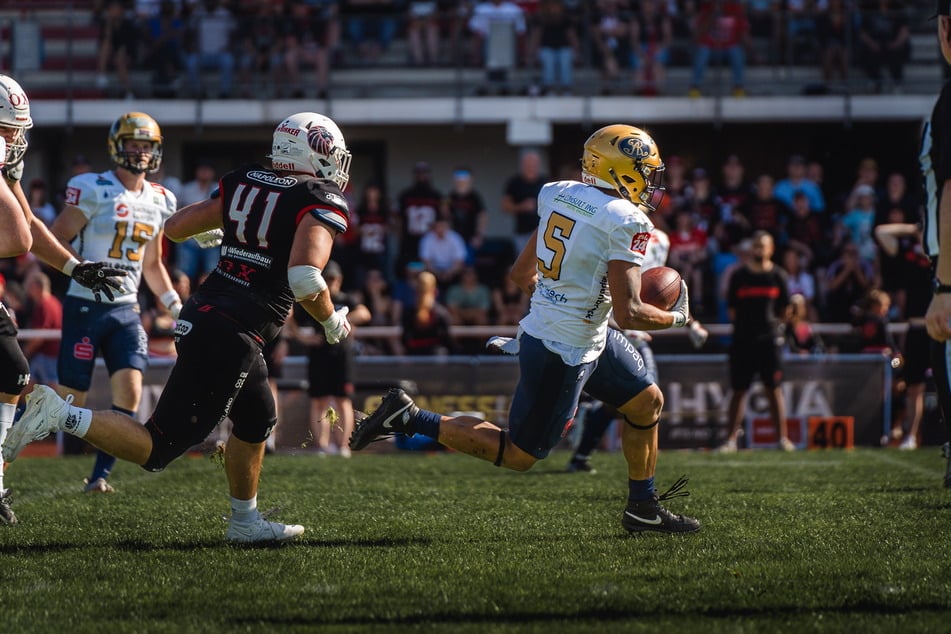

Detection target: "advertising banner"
[97, 353, 891, 451]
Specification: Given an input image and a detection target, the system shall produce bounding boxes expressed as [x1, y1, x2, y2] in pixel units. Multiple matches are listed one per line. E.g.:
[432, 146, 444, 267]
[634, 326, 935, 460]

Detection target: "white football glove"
[320, 306, 352, 344]
[668, 280, 690, 329]
[0, 137, 7, 169]
[623, 329, 652, 343]
[193, 228, 224, 249]
[486, 336, 520, 355]
[687, 321, 709, 348]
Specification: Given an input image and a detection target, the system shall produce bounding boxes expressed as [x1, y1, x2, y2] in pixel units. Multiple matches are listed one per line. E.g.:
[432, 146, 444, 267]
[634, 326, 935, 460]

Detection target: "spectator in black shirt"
[446, 167, 488, 265]
[857, 0, 911, 93]
[530, 0, 579, 95]
[395, 161, 445, 272]
[875, 221, 932, 450]
[501, 149, 546, 255]
[823, 241, 874, 323]
[719, 231, 794, 453]
[740, 173, 787, 245]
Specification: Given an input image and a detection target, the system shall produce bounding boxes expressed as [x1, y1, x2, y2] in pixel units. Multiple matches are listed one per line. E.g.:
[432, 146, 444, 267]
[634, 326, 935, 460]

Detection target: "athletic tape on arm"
[288, 265, 328, 301]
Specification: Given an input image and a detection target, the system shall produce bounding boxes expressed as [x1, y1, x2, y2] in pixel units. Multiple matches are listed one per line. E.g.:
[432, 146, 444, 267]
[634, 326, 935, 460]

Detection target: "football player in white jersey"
[566, 228, 709, 473]
[351, 125, 700, 534]
[0, 75, 124, 523]
[48, 112, 180, 494]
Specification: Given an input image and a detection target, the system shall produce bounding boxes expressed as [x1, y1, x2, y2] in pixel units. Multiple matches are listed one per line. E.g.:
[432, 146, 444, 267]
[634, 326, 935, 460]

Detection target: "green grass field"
[2, 447, 951, 633]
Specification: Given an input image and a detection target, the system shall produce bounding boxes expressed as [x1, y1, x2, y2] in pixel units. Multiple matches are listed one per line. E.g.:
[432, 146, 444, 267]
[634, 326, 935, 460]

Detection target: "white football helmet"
[0, 75, 33, 167]
[268, 112, 351, 189]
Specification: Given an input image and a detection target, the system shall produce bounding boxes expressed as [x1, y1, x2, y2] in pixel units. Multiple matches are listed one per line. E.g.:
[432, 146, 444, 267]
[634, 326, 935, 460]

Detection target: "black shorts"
[143, 302, 276, 471]
[903, 325, 931, 385]
[0, 303, 29, 395]
[729, 338, 783, 391]
[307, 342, 355, 398]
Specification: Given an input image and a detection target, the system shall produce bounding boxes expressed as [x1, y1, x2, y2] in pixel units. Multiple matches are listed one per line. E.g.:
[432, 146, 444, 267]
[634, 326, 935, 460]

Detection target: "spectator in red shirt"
[668, 209, 709, 316]
[689, 0, 750, 97]
[22, 271, 62, 390]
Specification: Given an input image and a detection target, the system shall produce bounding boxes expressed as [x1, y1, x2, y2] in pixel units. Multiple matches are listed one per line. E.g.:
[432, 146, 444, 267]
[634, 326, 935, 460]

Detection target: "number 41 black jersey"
[198, 164, 350, 340]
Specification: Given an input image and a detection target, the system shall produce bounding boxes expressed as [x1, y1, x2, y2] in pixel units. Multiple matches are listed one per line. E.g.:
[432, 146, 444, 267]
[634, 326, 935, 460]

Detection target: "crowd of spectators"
[340, 147, 926, 360]
[0, 145, 928, 363]
[75, 0, 928, 99]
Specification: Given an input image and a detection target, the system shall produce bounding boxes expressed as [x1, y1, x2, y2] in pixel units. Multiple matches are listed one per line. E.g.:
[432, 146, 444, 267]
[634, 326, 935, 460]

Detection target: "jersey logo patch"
[630, 232, 651, 254]
[115, 202, 129, 218]
[73, 337, 94, 361]
[65, 186, 80, 206]
[247, 170, 297, 188]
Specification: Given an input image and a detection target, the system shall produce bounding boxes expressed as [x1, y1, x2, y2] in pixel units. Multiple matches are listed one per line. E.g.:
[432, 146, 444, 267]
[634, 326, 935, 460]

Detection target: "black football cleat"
[349, 388, 419, 451]
[566, 458, 596, 474]
[622, 475, 699, 534]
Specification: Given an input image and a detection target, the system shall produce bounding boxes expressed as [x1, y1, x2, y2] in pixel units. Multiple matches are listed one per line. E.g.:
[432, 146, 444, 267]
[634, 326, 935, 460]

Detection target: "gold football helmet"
[108, 112, 163, 174]
[581, 124, 665, 210]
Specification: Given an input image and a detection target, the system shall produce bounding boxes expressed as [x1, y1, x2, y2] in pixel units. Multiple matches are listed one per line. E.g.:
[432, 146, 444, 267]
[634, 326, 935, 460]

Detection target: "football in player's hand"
[640, 266, 682, 310]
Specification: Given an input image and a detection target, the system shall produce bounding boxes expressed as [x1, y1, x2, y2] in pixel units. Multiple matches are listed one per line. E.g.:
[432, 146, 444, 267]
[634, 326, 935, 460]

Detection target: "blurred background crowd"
[0, 139, 926, 362]
[17, 0, 932, 100]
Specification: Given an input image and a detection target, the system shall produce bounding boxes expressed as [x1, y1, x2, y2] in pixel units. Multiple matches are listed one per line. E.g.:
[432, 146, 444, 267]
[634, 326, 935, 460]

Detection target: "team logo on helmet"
[617, 136, 650, 160]
[307, 126, 334, 156]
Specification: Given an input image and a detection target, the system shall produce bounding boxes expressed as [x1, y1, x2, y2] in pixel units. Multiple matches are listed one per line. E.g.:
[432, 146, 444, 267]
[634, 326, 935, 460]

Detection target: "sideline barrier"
[81, 353, 892, 451]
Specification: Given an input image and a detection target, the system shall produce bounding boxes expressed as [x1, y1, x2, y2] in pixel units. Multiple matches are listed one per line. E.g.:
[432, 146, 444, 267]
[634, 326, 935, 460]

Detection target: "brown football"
[640, 266, 682, 310]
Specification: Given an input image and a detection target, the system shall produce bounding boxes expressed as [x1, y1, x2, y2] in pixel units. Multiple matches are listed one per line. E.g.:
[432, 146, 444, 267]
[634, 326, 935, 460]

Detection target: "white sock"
[0, 402, 14, 491]
[62, 404, 92, 438]
[230, 495, 258, 523]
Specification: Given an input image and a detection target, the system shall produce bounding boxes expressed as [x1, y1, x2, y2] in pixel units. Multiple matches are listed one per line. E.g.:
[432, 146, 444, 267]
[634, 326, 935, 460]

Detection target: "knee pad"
[0, 337, 30, 395]
[141, 418, 192, 472]
[231, 416, 277, 445]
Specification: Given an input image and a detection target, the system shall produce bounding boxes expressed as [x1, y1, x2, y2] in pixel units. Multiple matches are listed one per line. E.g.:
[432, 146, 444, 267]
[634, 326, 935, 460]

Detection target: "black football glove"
[70, 261, 128, 302]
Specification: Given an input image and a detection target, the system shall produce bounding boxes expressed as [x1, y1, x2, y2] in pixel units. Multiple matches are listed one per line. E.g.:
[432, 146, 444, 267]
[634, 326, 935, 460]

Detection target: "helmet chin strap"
[608, 168, 633, 203]
[121, 160, 147, 175]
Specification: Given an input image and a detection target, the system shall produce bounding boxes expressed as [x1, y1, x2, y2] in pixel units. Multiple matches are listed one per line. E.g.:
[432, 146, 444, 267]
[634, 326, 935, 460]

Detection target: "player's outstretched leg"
[349, 388, 419, 451]
[622, 476, 700, 534]
[2, 386, 75, 462]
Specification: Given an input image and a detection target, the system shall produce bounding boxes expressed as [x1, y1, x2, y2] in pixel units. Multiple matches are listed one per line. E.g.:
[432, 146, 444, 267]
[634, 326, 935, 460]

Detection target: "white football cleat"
[83, 477, 116, 493]
[717, 438, 737, 454]
[3, 385, 73, 463]
[227, 515, 305, 544]
[899, 436, 917, 450]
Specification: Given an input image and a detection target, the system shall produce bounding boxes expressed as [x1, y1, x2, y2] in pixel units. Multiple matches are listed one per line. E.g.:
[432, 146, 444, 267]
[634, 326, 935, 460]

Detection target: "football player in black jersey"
[3, 112, 353, 543]
[0, 75, 124, 524]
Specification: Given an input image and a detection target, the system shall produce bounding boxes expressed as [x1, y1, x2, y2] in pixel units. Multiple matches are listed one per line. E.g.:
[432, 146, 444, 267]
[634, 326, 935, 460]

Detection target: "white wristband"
[670, 311, 688, 328]
[160, 290, 182, 310]
[63, 257, 81, 276]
